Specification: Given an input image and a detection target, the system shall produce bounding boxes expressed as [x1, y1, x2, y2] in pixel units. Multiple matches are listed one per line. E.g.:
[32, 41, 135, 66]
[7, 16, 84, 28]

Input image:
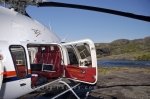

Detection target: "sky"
[27, 0, 150, 43]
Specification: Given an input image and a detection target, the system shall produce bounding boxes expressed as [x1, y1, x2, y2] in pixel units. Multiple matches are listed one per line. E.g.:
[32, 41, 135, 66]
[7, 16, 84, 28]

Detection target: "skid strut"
[51, 80, 81, 99]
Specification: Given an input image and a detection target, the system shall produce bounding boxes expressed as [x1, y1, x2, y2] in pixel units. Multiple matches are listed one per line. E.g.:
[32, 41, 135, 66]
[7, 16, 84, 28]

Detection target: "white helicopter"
[0, 0, 149, 99]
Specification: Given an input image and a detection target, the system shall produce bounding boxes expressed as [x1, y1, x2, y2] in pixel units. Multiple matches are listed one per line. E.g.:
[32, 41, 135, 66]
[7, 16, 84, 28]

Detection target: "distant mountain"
[95, 36, 150, 60]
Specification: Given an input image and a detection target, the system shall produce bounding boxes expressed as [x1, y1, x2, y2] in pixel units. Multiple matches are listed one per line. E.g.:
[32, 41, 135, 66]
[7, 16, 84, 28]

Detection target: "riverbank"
[97, 60, 150, 68]
[97, 52, 150, 61]
[88, 67, 150, 99]
[98, 67, 150, 75]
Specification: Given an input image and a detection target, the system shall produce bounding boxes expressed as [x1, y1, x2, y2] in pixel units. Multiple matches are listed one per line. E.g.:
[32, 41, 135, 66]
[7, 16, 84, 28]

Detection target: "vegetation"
[98, 67, 150, 75]
[95, 36, 150, 60]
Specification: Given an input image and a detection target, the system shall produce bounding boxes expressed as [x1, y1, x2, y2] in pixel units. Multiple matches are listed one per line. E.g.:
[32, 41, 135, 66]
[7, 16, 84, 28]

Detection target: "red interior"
[30, 45, 96, 86]
[31, 46, 63, 86]
[17, 65, 26, 78]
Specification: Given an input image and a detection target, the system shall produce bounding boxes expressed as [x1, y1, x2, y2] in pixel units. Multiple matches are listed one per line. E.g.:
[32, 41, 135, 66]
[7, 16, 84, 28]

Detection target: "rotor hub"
[0, 0, 46, 14]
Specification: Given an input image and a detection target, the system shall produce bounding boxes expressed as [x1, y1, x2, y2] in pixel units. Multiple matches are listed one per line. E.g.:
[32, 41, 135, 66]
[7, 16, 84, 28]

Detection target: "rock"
[89, 86, 150, 99]
[97, 72, 150, 87]
[89, 68, 150, 99]
[111, 39, 130, 46]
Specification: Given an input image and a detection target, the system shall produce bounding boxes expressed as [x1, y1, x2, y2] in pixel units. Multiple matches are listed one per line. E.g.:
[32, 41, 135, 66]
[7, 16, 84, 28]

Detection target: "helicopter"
[0, 0, 150, 99]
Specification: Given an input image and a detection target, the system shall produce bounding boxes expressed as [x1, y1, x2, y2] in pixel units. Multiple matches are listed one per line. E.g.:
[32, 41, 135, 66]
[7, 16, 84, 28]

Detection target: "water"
[97, 60, 150, 67]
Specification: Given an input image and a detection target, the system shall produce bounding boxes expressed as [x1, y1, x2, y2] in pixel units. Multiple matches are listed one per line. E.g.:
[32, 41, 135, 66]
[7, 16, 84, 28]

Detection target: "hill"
[95, 36, 150, 60]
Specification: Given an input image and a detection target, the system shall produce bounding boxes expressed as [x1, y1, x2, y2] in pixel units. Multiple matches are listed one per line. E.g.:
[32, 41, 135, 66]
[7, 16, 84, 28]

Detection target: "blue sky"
[27, 0, 150, 43]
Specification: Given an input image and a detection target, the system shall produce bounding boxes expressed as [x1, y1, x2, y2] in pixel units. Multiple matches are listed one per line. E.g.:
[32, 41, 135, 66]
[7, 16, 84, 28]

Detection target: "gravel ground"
[88, 67, 150, 99]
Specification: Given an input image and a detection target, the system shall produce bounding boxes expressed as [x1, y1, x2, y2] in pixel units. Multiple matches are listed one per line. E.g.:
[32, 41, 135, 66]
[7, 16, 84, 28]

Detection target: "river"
[97, 60, 150, 67]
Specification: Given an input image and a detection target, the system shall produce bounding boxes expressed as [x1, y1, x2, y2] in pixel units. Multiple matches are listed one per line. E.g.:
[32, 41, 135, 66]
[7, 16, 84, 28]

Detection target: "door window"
[10, 45, 28, 78]
[66, 45, 79, 65]
[75, 44, 92, 67]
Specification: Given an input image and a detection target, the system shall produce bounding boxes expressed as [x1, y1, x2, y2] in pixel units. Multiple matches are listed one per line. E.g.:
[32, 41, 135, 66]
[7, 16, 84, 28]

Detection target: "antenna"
[48, 21, 52, 31]
[61, 34, 69, 43]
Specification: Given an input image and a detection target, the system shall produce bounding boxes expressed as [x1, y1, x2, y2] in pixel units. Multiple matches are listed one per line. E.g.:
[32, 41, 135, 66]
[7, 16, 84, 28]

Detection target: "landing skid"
[41, 78, 94, 99]
[20, 78, 88, 99]
[51, 80, 80, 99]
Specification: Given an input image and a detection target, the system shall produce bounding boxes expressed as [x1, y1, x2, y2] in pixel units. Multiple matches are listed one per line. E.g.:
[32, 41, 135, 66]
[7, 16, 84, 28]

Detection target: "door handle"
[20, 83, 26, 86]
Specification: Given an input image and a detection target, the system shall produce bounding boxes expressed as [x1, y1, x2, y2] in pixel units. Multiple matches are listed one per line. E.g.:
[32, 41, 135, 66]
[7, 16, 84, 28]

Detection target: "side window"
[66, 45, 79, 65]
[10, 45, 27, 78]
[76, 44, 91, 59]
[75, 43, 92, 67]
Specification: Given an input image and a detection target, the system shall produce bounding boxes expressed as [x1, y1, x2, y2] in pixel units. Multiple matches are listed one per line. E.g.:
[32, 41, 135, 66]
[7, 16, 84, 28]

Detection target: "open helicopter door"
[62, 39, 97, 84]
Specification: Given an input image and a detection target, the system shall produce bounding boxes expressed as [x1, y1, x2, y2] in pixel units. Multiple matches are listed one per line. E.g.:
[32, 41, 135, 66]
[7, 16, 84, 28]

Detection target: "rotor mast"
[0, 0, 44, 14]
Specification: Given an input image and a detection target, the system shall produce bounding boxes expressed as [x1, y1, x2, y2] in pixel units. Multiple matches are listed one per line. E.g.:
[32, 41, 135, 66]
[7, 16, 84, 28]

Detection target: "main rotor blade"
[38, 2, 150, 22]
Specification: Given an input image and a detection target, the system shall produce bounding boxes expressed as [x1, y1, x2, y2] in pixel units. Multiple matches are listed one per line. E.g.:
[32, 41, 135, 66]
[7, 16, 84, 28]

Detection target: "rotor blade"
[38, 2, 150, 22]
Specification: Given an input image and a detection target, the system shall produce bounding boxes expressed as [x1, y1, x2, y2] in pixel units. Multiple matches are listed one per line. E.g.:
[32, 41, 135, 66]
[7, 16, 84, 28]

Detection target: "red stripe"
[3, 69, 31, 78]
[3, 71, 16, 78]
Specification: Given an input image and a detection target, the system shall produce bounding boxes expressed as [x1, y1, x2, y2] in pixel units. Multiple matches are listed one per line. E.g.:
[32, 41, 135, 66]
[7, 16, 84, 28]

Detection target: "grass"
[98, 67, 150, 75]
[98, 51, 150, 60]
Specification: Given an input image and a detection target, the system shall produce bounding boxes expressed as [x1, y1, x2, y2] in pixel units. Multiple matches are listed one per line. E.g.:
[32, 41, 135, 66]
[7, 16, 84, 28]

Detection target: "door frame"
[61, 39, 98, 84]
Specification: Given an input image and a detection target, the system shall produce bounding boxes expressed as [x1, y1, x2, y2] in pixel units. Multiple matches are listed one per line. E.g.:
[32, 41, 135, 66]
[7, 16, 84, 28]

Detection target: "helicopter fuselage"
[0, 6, 97, 99]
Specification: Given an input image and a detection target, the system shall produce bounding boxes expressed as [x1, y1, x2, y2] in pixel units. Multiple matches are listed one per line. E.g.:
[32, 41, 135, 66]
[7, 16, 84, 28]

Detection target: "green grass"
[98, 67, 150, 75]
[97, 51, 150, 61]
